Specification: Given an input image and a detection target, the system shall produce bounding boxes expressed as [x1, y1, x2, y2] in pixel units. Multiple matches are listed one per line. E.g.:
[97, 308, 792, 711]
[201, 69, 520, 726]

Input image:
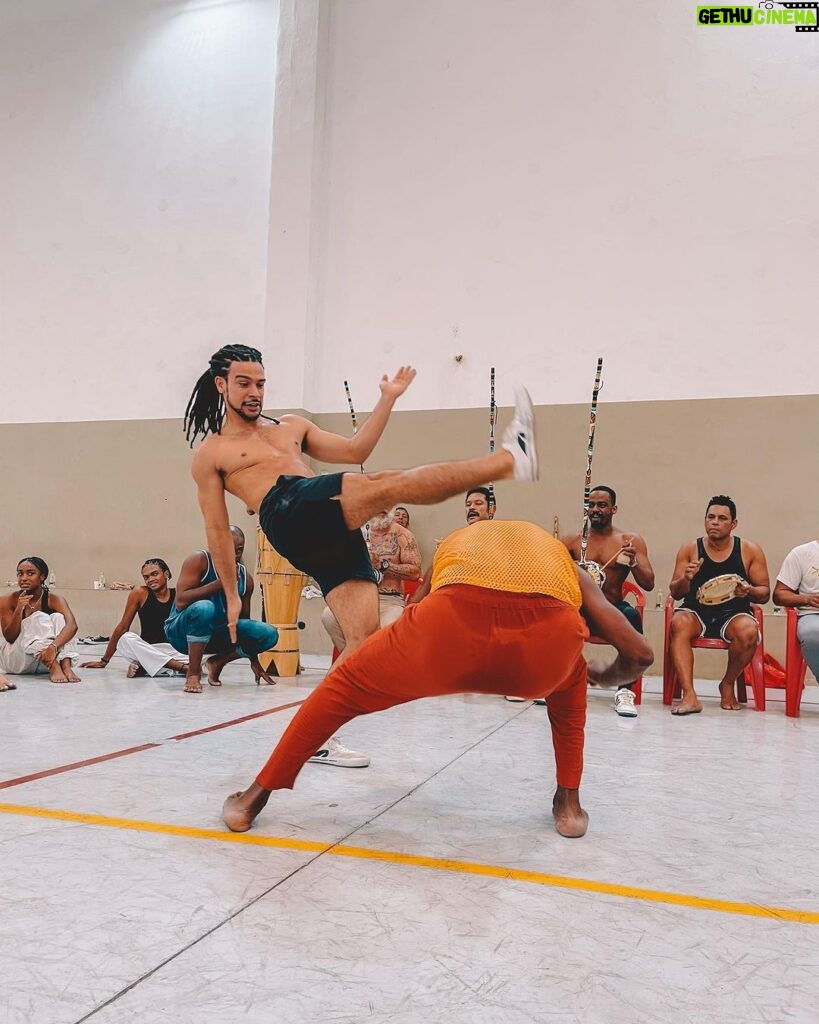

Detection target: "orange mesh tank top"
[430, 520, 581, 607]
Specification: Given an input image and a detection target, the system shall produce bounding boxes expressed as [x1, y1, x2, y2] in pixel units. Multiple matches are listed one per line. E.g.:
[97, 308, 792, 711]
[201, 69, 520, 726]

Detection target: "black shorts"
[675, 605, 758, 641]
[258, 473, 378, 597]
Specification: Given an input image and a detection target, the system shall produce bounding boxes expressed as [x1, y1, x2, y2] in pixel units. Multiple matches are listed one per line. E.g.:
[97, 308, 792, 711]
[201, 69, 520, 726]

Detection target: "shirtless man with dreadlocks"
[184, 345, 538, 668]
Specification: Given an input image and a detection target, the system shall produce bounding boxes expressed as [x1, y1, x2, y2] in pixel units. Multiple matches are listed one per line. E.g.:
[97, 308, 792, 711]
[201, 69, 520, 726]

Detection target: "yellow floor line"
[2, 800, 817, 925]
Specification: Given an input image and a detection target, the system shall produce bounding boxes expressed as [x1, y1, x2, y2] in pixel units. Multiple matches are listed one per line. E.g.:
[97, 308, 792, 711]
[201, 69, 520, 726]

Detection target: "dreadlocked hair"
[184, 344, 263, 446]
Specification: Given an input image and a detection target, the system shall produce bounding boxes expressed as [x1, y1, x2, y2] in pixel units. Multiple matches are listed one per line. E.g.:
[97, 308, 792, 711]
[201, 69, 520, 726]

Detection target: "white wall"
[2, 0, 815, 424]
[0, 0, 280, 424]
[296, 0, 819, 413]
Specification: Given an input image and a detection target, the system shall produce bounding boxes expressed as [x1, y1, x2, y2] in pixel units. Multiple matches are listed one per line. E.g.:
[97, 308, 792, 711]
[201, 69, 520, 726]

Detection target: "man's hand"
[734, 579, 752, 598]
[251, 657, 276, 686]
[81, 660, 107, 669]
[618, 537, 637, 566]
[803, 595, 819, 609]
[585, 660, 618, 689]
[38, 643, 57, 668]
[684, 558, 704, 582]
[226, 592, 242, 644]
[379, 366, 416, 400]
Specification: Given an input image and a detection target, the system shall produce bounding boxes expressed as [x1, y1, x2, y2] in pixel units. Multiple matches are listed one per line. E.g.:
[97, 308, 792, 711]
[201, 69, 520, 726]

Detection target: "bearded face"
[369, 511, 394, 531]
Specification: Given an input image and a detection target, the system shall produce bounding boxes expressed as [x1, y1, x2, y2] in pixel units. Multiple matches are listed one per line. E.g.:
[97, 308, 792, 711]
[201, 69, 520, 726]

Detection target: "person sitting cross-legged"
[81, 558, 189, 679]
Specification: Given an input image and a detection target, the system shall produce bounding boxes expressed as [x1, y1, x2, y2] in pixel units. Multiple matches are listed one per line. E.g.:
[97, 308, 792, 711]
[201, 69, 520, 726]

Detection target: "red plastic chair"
[784, 608, 809, 718]
[403, 577, 424, 602]
[587, 580, 645, 704]
[662, 595, 765, 710]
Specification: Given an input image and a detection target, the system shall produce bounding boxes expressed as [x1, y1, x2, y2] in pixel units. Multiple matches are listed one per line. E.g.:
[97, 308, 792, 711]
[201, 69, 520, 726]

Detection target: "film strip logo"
[777, 2, 819, 31]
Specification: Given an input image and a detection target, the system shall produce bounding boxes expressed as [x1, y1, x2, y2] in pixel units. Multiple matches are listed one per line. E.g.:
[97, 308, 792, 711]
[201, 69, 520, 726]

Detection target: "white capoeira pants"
[0, 612, 79, 674]
[115, 632, 188, 677]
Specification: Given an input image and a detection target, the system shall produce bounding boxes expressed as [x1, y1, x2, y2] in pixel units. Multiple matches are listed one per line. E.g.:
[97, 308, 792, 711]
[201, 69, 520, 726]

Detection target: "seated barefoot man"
[668, 495, 770, 715]
[321, 508, 421, 653]
[223, 520, 653, 838]
[0, 556, 81, 684]
[562, 485, 655, 718]
[164, 526, 279, 693]
[81, 558, 189, 678]
[184, 345, 536, 666]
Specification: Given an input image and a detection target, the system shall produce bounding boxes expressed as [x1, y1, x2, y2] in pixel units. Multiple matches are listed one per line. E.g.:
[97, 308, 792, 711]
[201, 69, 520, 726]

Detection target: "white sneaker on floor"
[308, 736, 370, 768]
[613, 688, 638, 718]
[501, 386, 538, 481]
[504, 695, 527, 702]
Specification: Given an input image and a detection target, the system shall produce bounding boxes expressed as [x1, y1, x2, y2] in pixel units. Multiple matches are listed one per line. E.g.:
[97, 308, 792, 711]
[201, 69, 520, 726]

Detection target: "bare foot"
[206, 660, 224, 687]
[183, 675, 203, 694]
[126, 662, 145, 678]
[719, 682, 742, 710]
[552, 786, 589, 838]
[49, 665, 69, 684]
[0, 675, 17, 692]
[62, 663, 81, 683]
[671, 698, 702, 716]
[222, 784, 270, 833]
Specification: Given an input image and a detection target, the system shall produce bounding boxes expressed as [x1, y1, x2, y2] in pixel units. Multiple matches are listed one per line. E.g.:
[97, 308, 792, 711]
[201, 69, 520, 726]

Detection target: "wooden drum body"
[256, 527, 306, 676]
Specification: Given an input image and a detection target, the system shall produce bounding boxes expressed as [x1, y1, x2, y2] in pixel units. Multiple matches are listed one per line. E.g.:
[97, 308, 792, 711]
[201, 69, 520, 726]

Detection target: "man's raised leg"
[339, 386, 538, 530]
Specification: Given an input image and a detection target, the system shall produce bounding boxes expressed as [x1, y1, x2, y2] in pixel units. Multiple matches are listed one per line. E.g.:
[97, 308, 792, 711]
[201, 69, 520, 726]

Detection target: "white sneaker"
[504, 695, 527, 702]
[501, 386, 538, 481]
[307, 736, 370, 768]
[613, 688, 638, 718]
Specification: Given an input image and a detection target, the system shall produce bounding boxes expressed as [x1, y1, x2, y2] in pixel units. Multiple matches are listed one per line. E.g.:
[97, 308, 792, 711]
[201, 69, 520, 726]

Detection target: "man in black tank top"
[81, 558, 189, 679]
[668, 495, 770, 715]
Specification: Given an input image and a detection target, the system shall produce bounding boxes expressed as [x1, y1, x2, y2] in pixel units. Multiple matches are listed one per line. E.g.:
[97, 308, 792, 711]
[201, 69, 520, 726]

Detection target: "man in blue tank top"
[668, 496, 770, 715]
[165, 526, 280, 694]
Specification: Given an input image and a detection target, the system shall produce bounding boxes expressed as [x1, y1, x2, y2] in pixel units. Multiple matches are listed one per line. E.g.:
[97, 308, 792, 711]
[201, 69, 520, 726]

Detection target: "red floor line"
[168, 699, 306, 741]
[0, 744, 161, 790]
[0, 699, 306, 790]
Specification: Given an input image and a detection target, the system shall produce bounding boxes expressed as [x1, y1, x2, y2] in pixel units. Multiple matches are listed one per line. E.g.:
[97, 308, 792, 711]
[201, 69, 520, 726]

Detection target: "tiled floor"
[2, 652, 818, 1024]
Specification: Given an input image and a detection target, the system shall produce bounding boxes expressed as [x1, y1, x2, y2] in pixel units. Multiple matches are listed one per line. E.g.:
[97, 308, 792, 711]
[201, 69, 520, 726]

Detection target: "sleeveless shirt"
[682, 536, 751, 618]
[138, 588, 176, 644]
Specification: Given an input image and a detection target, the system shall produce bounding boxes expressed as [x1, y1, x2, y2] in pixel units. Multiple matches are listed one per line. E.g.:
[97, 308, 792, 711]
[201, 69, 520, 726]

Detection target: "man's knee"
[727, 619, 759, 652]
[184, 600, 217, 637]
[670, 614, 697, 643]
[236, 620, 279, 657]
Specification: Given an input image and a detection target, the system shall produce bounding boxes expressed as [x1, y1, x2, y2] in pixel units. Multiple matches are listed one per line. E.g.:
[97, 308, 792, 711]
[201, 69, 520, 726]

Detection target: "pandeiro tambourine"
[697, 573, 745, 606]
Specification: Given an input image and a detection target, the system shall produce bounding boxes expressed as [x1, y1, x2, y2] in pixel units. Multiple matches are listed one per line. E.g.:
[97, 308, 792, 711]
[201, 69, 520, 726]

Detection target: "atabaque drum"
[256, 526, 306, 676]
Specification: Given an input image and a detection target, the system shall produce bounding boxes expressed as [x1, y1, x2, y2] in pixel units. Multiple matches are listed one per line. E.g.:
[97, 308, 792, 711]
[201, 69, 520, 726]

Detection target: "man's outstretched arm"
[301, 366, 416, 465]
[577, 569, 653, 686]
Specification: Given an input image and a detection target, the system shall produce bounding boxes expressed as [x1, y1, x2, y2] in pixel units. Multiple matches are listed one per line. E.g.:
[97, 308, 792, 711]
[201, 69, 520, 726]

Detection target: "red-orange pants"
[256, 585, 589, 792]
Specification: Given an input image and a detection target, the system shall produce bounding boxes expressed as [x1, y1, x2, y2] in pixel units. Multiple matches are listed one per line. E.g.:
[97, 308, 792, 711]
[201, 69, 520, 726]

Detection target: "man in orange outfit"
[223, 520, 652, 839]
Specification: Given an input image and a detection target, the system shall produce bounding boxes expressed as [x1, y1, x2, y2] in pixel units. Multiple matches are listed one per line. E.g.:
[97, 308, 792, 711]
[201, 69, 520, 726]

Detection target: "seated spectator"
[562, 485, 655, 718]
[393, 506, 411, 529]
[0, 556, 81, 684]
[81, 558, 189, 678]
[668, 496, 770, 715]
[322, 508, 421, 653]
[164, 526, 279, 693]
[773, 538, 819, 680]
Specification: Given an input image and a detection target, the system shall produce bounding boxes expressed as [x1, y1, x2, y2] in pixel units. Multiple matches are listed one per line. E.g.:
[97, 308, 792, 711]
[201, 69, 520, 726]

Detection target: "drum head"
[697, 573, 744, 606]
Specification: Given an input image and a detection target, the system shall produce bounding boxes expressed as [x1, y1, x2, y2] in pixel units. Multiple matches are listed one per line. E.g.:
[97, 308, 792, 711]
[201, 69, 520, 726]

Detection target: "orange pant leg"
[545, 656, 588, 789]
[255, 586, 587, 791]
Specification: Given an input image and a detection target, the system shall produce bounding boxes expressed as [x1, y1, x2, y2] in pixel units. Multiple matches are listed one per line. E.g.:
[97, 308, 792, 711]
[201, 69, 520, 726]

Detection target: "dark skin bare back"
[562, 490, 655, 604]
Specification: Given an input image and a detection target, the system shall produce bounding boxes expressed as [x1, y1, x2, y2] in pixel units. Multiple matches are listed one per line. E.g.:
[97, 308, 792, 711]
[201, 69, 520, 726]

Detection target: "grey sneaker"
[501, 386, 538, 480]
[308, 736, 370, 767]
